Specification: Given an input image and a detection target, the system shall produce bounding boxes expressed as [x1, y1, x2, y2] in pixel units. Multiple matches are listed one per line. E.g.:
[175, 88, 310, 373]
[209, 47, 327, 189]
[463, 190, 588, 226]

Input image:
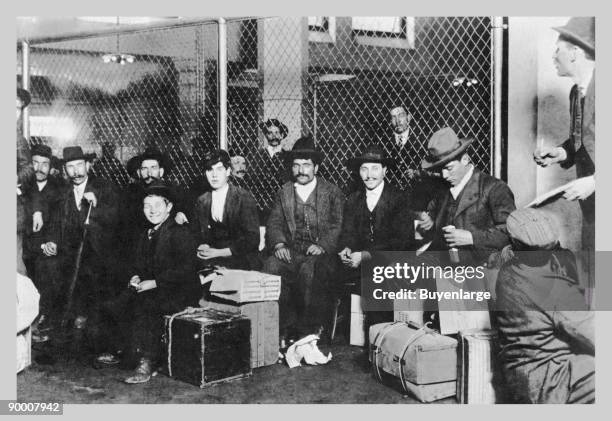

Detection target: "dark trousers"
[90, 288, 189, 362]
[263, 251, 336, 335]
[25, 255, 65, 326]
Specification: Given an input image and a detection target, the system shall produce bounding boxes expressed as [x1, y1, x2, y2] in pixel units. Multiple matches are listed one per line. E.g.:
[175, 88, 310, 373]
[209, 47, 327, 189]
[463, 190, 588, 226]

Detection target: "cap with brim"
[61, 146, 96, 163]
[31, 144, 53, 160]
[144, 180, 174, 203]
[553, 17, 595, 58]
[286, 135, 324, 163]
[421, 127, 473, 170]
[347, 144, 395, 170]
[203, 149, 231, 169]
[507, 208, 559, 249]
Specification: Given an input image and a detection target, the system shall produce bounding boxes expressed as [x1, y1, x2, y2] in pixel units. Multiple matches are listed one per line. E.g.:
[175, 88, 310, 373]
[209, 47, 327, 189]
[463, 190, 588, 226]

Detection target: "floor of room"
[18, 336, 458, 405]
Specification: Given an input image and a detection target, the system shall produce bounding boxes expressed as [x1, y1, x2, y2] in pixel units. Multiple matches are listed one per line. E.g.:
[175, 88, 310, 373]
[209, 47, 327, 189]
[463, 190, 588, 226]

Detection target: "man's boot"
[124, 357, 153, 384]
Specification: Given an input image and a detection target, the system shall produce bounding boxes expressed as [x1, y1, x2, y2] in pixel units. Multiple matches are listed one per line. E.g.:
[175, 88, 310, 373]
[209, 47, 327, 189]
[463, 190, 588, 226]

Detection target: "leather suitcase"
[200, 298, 279, 368]
[457, 329, 499, 404]
[163, 308, 252, 388]
[369, 321, 457, 402]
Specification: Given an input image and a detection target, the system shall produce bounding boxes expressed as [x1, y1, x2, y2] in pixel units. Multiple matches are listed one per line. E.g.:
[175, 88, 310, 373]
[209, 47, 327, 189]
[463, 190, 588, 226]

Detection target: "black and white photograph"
[12, 13, 600, 407]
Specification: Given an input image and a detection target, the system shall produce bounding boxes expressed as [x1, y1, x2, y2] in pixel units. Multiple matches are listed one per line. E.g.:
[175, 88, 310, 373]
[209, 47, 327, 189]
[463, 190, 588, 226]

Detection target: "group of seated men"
[19, 124, 593, 400]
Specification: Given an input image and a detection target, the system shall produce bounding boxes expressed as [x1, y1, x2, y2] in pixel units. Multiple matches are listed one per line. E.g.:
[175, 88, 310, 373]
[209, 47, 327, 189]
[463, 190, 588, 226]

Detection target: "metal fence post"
[491, 17, 505, 179]
[21, 40, 30, 140]
[218, 17, 228, 151]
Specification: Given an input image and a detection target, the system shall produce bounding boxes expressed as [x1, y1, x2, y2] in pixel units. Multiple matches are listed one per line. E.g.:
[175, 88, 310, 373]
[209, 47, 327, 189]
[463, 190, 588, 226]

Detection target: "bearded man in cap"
[22, 144, 67, 337]
[91, 181, 199, 383]
[495, 208, 594, 403]
[264, 135, 344, 340]
[193, 150, 260, 270]
[533, 17, 595, 289]
[46, 146, 120, 335]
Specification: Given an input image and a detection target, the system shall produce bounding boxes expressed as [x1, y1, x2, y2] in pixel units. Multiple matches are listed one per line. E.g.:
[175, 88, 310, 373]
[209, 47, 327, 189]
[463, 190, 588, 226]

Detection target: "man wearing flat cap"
[533, 17, 596, 287]
[22, 144, 67, 338]
[90, 181, 199, 384]
[193, 149, 260, 270]
[495, 208, 594, 403]
[46, 146, 120, 336]
[419, 127, 516, 264]
[264, 135, 344, 340]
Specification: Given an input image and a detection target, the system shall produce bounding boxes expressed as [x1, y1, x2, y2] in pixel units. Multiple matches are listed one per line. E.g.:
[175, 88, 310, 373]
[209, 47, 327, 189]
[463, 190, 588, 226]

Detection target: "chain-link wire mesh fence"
[18, 16, 493, 214]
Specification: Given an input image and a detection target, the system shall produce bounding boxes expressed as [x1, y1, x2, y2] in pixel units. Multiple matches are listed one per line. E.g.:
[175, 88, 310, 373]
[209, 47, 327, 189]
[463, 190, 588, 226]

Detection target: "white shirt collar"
[579, 69, 594, 95]
[211, 183, 230, 222]
[450, 165, 474, 200]
[365, 181, 385, 211]
[294, 177, 317, 202]
[266, 144, 283, 158]
[37, 180, 48, 191]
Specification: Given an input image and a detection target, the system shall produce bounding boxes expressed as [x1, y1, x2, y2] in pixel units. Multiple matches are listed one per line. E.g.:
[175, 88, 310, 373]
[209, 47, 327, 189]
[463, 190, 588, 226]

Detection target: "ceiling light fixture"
[102, 17, 135, 65]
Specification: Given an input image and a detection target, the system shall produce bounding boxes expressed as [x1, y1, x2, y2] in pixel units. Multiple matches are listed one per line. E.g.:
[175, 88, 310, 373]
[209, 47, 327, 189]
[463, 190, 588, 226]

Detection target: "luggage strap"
[397, 324, 432, 395]
[166, 307, 209, 377]
[371, 322, 406, 383]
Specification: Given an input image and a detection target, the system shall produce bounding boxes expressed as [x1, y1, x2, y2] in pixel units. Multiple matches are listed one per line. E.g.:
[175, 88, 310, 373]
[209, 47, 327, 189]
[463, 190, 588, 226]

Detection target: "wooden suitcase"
[369, 321, 457, 402]
[163, 308, 252, 388]
[457, 329, 499, 404]
[200, 298, 279, 368]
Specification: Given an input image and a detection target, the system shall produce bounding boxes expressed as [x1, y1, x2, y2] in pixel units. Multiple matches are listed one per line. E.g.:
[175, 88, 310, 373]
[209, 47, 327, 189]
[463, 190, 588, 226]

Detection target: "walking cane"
[60, 201, 94, 329]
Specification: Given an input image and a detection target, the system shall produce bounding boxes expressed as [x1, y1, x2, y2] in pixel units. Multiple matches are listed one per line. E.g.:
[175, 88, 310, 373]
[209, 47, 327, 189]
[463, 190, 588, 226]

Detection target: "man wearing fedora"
[495, 208, 594, 403]
[533, 17, 595, 280]
[90, 181, 199, 383]
[193, 149, 261, 270]
[46, 146, 120, 335]
[419, 127, 516, 265]
[121, 146, 191, 259]
[22, 144, 67, 338]
[264, 135, 344, 340]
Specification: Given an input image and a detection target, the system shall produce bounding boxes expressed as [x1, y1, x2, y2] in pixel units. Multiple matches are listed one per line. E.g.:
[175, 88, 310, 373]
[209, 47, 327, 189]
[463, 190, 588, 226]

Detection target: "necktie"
[147, 228, 156, 239]
[74, 187, 83, 210]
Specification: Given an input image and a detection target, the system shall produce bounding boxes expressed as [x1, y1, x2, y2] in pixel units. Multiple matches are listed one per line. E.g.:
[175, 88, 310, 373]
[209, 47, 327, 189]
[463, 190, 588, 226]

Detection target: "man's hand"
[136, 279, 157, 293]
[306, 244, 325, 256]
[563, 176, 595, 201]
[197, 244, 231, 260]
[174, 212, 189, 225]
[41, 242, 57, 257]
[33, 211, 43, 232]
[347, 252, 363, 269]
[444, 228, 474, 247]
[417, 211, 434, 231]
[82, 192, 98, 207]
[533, 145, 567, 168]
[274, 243, 292, 263]
[128, 275, 141, 289]
[338, 247, 352, 265]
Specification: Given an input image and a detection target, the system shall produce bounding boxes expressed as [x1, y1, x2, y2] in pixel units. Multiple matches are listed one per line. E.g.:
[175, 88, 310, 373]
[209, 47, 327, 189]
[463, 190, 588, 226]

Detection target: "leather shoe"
[124, 357, 153, 384]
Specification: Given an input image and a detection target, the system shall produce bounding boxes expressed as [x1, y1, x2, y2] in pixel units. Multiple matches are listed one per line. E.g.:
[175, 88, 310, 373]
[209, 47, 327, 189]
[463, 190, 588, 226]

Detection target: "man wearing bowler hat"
[22, 144, 67, 338]
[533, 17, 595, 286]
[419, 127, 516, 265]
[46, 146, 120, 337]
[264, 135, 344, 341]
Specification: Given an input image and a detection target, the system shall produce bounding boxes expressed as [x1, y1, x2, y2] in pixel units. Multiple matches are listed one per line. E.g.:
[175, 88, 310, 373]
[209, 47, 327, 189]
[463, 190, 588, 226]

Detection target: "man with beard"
[22, 144, 66, 339]
[263, 135, 344, 341]
[120, 147, 190, 257]
[46, 146, 120, 340]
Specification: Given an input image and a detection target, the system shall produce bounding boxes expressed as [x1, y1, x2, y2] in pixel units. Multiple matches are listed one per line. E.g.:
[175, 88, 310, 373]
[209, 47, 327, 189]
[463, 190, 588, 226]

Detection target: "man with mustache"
[193, 150, 260, 270]
[47, 146, 120, 341]
[263, 135, 344, 341]
[22, 144, 66, 339]
[121, 147, 191, 258]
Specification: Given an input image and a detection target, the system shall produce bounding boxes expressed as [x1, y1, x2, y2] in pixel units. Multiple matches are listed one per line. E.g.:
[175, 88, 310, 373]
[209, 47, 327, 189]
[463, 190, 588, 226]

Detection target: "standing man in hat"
[419, 127, 516, 264]
[17, 87, 43, 276]
[47, 146, 120, 335]
[91, 181, 199, 384]
[193, 150, 260, 270]
[495, 208, 594, 403]
[533, 17, 595, 285]
[263, 135, 344, 340]
[247, 118, 292, 225]
[22, 144, 67, 337]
